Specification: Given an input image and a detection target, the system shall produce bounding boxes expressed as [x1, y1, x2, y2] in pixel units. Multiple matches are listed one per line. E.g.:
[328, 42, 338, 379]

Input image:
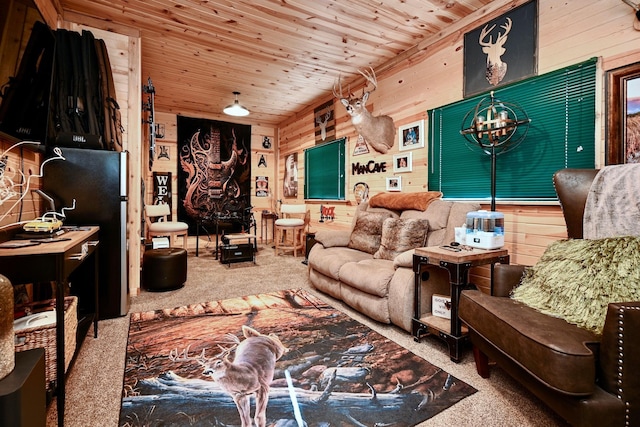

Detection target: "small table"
[261, 211, 278, 244]
[412, 246, 509, 362]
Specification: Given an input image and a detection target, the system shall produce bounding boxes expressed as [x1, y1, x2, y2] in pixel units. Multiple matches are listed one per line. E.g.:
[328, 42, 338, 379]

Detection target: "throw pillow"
[347, 211, 392, 254]
[368, 191, 442, 211]
[374, 218, 429, 261]
[511, 236, 640, 335]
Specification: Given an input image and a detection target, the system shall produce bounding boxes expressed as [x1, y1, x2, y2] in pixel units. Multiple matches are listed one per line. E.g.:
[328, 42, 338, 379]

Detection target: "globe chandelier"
[460, 90, 531, 210]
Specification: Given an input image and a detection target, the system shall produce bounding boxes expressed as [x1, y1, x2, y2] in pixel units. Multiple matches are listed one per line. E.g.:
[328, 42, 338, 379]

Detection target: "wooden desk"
[412, 246, 509, 362]
[0, 226, 100, 427]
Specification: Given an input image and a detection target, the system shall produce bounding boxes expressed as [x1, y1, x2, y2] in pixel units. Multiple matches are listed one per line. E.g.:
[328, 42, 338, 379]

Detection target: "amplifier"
[220, 243, 254, 265]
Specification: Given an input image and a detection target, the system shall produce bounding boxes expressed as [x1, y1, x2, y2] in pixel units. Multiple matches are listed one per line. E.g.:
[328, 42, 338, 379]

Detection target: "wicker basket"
[14, 296, 78, 390]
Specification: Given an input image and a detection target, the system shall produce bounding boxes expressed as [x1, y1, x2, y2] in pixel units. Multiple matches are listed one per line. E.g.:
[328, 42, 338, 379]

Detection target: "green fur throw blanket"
[511, 236, 640, 335]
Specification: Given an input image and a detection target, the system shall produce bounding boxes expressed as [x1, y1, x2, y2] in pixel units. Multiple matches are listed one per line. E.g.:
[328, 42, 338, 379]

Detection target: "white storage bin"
[465, 210, 505, 249]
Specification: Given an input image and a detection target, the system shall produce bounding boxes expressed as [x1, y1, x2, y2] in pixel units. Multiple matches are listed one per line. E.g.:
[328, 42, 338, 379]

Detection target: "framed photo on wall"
[283, 152, 298, 197]
[386, 176, 402, 192]
[606, 61, 640, 165]
[393, 152, 412, 173]
[463, 0, 538, 98]
[398, 120, 424, 151]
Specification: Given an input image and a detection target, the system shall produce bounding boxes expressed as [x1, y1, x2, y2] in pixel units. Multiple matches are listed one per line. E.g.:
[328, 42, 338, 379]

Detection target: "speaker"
[0, 349, 46, 427]
[303, 232, 317, 265]
[221, 243, 254, 265]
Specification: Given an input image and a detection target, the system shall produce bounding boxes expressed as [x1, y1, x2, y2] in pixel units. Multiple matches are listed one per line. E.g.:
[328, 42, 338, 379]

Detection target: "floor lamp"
[460, 91, 531, 211]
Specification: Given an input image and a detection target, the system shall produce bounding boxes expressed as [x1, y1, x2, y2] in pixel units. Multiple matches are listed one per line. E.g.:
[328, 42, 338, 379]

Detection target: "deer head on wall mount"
[334, 68, 395, 154]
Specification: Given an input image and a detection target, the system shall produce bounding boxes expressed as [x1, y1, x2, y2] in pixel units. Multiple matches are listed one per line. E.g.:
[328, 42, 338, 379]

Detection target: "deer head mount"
[479, 17, 512, 86]
[622, 0, 640, 30]
[334, 68, 395, 154]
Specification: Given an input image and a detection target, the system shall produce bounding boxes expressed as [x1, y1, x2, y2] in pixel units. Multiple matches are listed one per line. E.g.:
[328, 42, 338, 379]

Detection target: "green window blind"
[304, 137, 346, 200]
[428, 58, 596, 201]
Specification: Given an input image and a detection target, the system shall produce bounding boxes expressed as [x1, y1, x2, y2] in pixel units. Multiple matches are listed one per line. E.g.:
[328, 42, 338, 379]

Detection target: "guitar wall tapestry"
[177, 116, 251, 233]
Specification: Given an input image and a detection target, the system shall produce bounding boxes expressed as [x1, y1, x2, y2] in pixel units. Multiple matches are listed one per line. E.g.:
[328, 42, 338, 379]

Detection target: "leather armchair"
[459, 168, 640, 427]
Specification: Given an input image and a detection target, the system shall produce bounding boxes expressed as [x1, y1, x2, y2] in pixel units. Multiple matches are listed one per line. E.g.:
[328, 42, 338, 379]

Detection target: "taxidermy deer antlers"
[334, 68, 396, 154]
[622, 0, 640, 30]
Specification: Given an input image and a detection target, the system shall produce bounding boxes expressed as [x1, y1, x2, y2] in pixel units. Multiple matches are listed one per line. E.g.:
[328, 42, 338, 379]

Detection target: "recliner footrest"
[459, 289, 600, 396]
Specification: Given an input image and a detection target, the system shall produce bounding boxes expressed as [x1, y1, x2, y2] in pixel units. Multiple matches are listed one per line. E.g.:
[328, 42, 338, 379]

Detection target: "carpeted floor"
[47, 240, 570, 426]
[120, 289, 477, 426]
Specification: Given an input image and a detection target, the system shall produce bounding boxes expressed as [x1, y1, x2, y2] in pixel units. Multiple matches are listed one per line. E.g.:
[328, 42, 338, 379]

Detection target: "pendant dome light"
[223, 91, 250, 117]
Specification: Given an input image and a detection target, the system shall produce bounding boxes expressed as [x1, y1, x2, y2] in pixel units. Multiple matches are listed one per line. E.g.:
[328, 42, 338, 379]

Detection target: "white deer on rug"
[334, 68, 395, 154]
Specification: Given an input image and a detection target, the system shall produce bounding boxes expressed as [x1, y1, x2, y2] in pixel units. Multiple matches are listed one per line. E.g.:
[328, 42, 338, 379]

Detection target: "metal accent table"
[412, 246, 509, 362]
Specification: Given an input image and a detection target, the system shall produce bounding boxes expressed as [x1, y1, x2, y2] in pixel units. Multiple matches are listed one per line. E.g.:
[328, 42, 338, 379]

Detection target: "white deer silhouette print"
[479, 17, 512, 86]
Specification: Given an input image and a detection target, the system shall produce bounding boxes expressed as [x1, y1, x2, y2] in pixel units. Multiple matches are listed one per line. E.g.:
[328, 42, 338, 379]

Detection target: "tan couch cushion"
[308, 245, 372, 281]
[339, 259, 395, 297]
[347, 211, 392, 254]
[393, 249, 415, 268]
[374, 218, 429, 260]
[401, 199, 451, 231]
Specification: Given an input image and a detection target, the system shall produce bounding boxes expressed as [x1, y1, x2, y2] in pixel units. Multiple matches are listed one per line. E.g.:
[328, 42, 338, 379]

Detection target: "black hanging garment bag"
[0, 21, 55, 144]
[94, 37, 123, 151]
[50, 29, 123, 150]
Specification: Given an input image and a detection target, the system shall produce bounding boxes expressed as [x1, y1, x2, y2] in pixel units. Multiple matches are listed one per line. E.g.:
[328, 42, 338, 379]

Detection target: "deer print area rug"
[119, 289, 476, 427]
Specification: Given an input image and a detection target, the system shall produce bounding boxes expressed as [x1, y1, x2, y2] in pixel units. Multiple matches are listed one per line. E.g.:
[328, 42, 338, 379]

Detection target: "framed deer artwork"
[314, 100, 335, 144]
[463, 0, 538, 98]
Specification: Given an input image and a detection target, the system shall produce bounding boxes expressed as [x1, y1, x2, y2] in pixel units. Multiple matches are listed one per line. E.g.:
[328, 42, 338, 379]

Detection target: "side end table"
[260, 211, 278, 244]
[412, 246, 509, 362]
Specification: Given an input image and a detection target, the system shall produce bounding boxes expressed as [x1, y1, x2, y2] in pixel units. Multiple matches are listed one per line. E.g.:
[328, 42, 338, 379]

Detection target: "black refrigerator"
[43, 147, 129, 319]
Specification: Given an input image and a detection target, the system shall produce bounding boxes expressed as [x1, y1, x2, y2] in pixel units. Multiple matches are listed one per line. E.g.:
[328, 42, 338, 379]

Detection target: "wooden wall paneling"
[251, 125, 277, 236]
[126, 34, 142, 295]
[0, 143, 42, 227]
[148, 111, 178, 218]
[33, 0, 58, 29]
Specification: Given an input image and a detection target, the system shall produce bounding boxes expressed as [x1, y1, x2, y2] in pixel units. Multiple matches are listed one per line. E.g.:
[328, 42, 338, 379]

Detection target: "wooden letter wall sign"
[351, 160, 387, 175]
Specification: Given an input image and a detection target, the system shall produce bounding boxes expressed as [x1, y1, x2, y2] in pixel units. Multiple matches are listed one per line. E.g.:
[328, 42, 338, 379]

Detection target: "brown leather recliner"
[459, 168, 640, 427]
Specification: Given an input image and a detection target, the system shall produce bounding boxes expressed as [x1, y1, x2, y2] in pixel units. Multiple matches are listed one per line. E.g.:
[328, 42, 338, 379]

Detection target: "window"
[304, 137, 346, 200]
[428, 58, 596, 201]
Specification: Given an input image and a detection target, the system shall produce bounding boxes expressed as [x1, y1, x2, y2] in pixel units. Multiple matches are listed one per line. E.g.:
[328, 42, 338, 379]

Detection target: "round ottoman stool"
[143, 248, 187, 291]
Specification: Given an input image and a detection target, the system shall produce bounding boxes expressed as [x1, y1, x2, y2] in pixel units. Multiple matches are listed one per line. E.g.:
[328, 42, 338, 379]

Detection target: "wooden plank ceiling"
[57, 0, 496, 126]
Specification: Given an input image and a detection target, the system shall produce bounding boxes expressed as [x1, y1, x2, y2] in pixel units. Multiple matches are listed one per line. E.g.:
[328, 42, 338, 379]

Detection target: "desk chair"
[274, 204, 309, 256]
[145, 204, 189, 249]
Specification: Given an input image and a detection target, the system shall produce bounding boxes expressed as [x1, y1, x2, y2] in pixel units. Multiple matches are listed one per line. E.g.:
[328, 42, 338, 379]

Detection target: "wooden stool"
[274, 205, 309, 256]
[145, 204, 189, 249]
